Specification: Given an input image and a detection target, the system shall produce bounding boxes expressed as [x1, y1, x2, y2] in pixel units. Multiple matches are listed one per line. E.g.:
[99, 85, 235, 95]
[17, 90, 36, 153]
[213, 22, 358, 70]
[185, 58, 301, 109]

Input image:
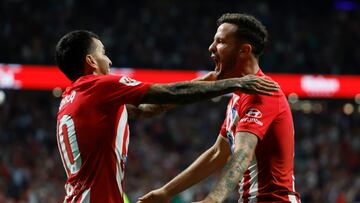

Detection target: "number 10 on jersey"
[58, 114, 82, 176]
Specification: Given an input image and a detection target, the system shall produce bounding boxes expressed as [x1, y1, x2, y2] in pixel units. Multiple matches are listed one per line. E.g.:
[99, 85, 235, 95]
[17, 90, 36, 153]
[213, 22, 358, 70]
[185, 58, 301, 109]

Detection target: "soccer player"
[55, 30, 279, 203]
[138, 13, 301, 203]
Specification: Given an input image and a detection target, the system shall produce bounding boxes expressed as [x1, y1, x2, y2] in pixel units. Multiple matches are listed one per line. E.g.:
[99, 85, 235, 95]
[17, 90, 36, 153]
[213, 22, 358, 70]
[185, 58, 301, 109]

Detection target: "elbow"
[209, 145, 230, 166]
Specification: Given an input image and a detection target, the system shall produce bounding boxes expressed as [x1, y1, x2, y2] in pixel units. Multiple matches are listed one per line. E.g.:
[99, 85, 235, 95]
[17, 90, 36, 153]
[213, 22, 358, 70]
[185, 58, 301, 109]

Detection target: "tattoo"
[141, 79, 241, 105]
[207, 134, 257, 203]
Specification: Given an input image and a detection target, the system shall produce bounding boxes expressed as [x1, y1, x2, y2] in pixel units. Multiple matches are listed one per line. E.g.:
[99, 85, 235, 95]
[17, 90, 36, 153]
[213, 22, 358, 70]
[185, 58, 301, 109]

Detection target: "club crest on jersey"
[240, 108, 263, 126]
[231, 107, 238, 121]
[119, 76, 141, 86]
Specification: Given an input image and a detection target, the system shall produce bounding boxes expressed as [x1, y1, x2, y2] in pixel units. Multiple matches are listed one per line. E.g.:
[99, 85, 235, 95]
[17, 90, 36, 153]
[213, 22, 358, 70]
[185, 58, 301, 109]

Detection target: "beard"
[214, 60, 237, 80]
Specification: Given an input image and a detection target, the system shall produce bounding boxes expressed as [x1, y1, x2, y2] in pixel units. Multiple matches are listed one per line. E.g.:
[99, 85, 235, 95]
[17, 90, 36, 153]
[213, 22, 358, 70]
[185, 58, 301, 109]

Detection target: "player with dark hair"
[55, 29, 279, 203]
[138, 13, 301, 203]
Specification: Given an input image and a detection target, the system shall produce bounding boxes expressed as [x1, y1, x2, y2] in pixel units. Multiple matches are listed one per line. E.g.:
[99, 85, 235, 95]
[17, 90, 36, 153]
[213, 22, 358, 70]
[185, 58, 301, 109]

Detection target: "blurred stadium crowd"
[1, 0, 360, 74]
[1, 0, 360, 203]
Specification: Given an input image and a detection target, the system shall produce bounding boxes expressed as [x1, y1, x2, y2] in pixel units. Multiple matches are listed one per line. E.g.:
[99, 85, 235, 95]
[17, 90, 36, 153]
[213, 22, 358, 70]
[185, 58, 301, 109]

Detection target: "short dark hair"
[55, 30, 99, 81]
[217, 13, 268, 57]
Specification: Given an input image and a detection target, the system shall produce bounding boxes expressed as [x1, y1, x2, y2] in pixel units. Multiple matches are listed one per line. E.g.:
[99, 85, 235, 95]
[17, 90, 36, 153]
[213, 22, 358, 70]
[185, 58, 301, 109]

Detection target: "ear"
[239, 43, 252, 56]
[85, 54, 97, 68]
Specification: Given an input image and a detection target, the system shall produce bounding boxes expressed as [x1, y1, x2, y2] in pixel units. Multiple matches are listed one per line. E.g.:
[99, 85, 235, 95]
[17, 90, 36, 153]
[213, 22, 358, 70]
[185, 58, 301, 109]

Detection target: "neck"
[234, 57, 260, 77]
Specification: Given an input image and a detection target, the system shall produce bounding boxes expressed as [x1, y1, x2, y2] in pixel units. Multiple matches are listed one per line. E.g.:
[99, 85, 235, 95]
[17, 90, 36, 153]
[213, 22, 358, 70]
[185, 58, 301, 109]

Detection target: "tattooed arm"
[201, 132, 258, 203]
[127, 75, 278, 119]
[140, 75, 278, 105]
[126, 71, 220, 119]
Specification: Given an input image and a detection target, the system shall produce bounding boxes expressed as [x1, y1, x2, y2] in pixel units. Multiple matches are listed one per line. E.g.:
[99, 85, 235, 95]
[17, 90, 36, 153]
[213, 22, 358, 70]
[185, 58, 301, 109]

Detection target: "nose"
[108, 58, 112, 66]
[209, 41, 216, 53]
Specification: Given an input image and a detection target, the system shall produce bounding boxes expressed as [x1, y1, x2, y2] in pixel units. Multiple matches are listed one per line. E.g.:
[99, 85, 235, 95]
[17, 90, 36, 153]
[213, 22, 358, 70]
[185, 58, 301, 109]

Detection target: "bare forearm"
[207, 133, 257, 203]
[207, 149, 251, 203]
[163, 147, 228, 197]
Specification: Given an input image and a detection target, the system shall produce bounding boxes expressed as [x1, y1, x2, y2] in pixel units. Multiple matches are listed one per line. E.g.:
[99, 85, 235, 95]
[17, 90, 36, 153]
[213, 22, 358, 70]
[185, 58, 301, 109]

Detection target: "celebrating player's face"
[89, 38, 112, 75]
[209, 23, 242, 80]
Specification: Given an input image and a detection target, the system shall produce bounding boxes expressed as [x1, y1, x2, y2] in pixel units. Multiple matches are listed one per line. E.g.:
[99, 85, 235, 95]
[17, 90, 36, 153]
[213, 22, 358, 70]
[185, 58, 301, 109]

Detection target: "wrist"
[161, 185, 173, 198]
[236, 77, 244, 89]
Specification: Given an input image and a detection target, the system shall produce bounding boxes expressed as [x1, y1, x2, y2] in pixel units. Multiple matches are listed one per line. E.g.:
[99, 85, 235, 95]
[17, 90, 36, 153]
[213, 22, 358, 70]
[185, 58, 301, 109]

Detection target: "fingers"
[251, 77, 279, 94]
[258, 77, 280, 89]
[137, 193, 151, 201]
[257, 83, 279, 92]
[250, 87, 273, 96]
[243, 75, 280, 90]
[256, 89, 274, 96]
[246, 83, 276, 95]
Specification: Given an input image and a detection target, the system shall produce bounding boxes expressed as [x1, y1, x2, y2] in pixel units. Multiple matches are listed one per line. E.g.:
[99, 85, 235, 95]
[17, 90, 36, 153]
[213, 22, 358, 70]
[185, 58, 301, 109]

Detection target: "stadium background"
[1, 0, 360, 202]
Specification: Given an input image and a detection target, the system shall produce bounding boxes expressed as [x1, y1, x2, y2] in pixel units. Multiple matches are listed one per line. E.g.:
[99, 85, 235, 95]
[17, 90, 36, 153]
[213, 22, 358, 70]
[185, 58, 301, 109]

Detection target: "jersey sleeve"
[235, 94, 279, 140]
[93, 75, 152, 108]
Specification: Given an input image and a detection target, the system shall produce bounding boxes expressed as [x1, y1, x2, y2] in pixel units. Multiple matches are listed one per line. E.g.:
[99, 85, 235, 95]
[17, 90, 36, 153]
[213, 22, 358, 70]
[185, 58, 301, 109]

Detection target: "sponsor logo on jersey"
[245, 108, 262, 118]
[119, 76, 141, 86]
[240, 108, 263, 126]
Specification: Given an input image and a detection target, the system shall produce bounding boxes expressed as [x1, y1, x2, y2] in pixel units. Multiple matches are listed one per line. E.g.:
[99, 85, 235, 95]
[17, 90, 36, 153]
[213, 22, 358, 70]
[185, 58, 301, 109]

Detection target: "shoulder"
[77, 75, 131, 89]
[237, 92, 282, 115]
[71, 75, 118, 85]
[94, 75, 144, 87]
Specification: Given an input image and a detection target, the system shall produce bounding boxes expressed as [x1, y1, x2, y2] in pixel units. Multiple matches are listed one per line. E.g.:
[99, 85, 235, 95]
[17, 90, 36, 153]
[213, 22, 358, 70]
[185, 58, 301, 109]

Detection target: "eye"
[217, 38, 224, 43]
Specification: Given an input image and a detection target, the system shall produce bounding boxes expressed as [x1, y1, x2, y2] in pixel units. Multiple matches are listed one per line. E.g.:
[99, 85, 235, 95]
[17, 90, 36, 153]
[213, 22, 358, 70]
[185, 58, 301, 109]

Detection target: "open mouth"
[211, 54, 219, 65]
[211, 55, 220, 71]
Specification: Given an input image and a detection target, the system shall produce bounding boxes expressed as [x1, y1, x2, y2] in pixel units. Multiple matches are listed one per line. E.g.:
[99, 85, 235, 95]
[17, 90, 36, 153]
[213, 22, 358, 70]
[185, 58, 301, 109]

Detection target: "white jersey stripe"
[226, 94, 240, 130]
[292, 175, 296, 192]
[238, 178, 244, 203]
[115, 107, 128, 197]
[248, 158, 258, 202]
[238, 158, 258, 203]
[288, 194, 298, 203]
[79, 189, 90, 203]
[57, 124, 69, 177]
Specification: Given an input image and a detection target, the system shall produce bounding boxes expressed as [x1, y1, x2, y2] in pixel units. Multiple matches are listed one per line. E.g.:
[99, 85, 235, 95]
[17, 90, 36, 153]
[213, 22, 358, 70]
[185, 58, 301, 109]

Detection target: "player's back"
[56, 74, 150, 203]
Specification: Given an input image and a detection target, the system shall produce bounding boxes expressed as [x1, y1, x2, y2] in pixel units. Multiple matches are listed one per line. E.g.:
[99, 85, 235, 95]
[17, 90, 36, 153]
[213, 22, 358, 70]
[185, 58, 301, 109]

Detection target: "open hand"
[137, 188, 171, 203]
[238, 75, 279, 95]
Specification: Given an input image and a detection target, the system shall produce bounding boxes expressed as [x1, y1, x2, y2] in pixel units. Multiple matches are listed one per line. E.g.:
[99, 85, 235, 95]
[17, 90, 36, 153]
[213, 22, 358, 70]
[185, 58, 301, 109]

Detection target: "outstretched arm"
[126, 71, 218, 119]
[137, 136, 231, 203]
[197, 132, 258, 203]
[141, 75, 278, 105]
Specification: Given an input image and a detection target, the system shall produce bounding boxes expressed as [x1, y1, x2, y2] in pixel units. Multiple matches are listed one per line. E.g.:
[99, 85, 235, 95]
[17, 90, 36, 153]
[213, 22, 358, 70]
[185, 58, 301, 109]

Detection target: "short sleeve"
[236, 94, 279, 140]
[93, 75, 152, 109]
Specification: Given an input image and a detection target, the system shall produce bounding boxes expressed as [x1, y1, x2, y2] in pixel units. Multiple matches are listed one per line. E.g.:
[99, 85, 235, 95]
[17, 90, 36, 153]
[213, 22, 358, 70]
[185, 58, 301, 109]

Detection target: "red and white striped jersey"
[219, 69, 301, 202]
[56, 74, 151, 203]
